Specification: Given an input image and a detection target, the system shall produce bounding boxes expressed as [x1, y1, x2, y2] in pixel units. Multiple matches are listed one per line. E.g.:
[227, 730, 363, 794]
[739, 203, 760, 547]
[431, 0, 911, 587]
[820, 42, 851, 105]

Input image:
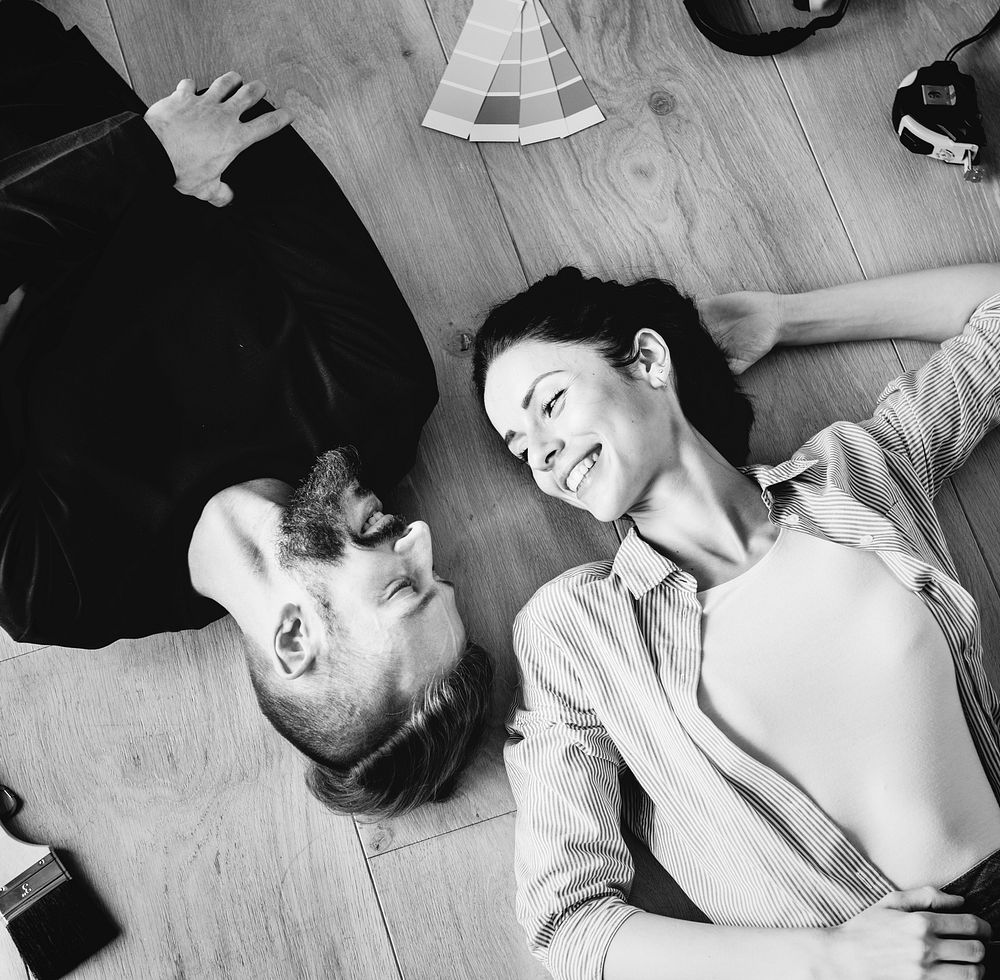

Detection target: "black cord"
[945, 4, 1000, 61]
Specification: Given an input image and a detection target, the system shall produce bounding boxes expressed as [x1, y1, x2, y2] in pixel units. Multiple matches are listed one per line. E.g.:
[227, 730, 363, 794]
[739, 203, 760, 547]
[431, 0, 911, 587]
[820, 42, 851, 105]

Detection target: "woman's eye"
[389, 579, 413, 598]
[543, 390, 565, 417]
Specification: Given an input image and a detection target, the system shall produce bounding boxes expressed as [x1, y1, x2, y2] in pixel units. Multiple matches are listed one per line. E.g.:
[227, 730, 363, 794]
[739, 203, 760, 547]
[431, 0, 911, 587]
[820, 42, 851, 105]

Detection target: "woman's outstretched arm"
[702, 263, 1000, 374]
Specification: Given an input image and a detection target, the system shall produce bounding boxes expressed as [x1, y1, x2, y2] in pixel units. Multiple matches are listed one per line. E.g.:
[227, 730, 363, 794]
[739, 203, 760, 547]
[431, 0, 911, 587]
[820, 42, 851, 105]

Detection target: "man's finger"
[229, 80, 267, 113]
[242, 107, 294, 145]
[175, 77, 196, 96]
[205, 71, 243, 101]
[209, 181, 235, 208]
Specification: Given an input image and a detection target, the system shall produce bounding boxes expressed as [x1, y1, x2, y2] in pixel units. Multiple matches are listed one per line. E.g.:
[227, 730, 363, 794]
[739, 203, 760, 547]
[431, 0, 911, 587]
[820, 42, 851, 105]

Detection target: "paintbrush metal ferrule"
[0, 851, 70, 923]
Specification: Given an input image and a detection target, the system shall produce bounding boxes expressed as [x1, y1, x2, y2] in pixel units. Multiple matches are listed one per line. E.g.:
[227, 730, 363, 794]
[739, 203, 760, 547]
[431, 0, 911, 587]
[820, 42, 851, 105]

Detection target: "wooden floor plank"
[0, 636, 45, 663]
[425, 0, 916, 469]
[757, 0, 1000, 631]
[38, 0, 130, 84]
[2, 0, 619, 974]
[0, 622, 400, 980]
[370, 813, 549, 980]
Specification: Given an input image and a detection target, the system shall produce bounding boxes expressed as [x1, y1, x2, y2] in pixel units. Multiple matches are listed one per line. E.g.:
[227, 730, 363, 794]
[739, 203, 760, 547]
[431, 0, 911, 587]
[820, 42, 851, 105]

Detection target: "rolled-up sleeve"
[861, 291, 1000, 499]
[506, 606, 640, 980]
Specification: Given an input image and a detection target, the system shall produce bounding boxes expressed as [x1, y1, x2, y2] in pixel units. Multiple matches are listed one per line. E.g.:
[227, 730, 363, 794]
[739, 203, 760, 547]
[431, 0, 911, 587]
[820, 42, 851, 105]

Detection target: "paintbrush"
[0, 787, 117, 979]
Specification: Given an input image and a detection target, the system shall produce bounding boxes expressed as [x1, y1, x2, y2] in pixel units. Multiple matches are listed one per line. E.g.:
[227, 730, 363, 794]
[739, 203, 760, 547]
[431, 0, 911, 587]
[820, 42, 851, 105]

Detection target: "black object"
[4, 861, 119, 980]
[682, 0, 850, 55]
[891, 61, 986, 180]
[0, 784, 118, 980]
[0, 0, 437, 649]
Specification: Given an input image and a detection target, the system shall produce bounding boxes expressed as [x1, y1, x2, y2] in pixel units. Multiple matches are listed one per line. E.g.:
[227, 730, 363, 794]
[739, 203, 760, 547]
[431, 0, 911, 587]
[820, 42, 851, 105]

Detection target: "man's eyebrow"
[503, 370, 562, 448]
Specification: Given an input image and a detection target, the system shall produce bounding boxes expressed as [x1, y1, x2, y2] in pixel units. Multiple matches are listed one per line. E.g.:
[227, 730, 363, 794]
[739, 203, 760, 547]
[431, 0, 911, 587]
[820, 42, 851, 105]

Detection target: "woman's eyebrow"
[503, 370, 565, 446]
[521, 370, 562, 410]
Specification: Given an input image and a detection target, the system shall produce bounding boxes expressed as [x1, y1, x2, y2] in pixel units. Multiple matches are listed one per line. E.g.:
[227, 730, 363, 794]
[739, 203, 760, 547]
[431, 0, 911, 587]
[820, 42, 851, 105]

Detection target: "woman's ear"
[633, 328, 672, 388]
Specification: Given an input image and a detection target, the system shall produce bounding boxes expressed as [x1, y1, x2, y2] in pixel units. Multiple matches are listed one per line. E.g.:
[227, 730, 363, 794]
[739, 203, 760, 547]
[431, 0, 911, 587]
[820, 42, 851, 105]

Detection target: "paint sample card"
[518, 0, 567, 144]
[422, 0, 525, 139]
[470, 24, 521, 141]
[534, 0, 604, 135]
[423, 0, 604, 144]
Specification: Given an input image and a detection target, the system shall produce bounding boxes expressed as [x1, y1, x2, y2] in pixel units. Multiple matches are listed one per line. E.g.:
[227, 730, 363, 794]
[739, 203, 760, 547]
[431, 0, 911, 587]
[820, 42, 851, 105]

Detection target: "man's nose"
[393, 520, 433, 569]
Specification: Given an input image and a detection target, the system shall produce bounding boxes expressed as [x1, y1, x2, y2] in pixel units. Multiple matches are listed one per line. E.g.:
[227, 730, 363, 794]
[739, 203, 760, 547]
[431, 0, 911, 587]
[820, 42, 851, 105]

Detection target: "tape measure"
[891, 6, 1000, 182]
[892, 61, 985, 181]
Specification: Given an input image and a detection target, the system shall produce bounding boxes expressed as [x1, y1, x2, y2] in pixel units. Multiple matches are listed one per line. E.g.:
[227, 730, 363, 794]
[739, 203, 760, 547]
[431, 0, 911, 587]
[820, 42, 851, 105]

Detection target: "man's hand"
[143, 72, 293, 207]
[699, 290, 784, 375]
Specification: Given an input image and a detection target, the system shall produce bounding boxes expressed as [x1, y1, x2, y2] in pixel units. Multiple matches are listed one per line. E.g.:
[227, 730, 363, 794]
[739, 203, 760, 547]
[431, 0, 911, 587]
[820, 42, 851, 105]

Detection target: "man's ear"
[632, 328, 672, 388]
[272, 603, 318, 679]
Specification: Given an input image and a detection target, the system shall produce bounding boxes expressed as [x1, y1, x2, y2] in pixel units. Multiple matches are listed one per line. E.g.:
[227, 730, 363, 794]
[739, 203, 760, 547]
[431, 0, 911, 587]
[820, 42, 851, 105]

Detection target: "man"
[0, 0, 492, 817]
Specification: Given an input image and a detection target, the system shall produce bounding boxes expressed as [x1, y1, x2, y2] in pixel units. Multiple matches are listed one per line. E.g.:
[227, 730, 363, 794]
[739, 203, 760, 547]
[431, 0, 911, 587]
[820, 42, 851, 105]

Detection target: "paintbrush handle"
[0, 821, 50, 887]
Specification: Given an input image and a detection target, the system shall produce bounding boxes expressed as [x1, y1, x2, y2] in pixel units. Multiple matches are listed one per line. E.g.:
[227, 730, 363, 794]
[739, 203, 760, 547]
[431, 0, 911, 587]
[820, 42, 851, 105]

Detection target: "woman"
[473, 264, 1000, 980]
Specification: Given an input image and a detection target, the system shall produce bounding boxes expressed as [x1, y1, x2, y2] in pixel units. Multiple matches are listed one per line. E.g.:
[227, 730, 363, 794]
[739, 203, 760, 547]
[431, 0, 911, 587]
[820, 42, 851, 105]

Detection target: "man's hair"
[472, 266, 754, 466]
[248, 636, 494, 819]
[244, 446, 495, 817]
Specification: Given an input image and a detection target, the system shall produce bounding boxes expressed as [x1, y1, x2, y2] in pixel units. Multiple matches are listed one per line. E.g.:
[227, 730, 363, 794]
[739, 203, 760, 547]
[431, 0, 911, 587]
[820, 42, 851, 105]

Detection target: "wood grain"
[0, 637, 45, 664]
[369, 813, 550, 980]
[425, 0, 918, 471]
[38, 0, 130, 84]
[0, 620, 401, 980]
[758, 0, 1000, 657]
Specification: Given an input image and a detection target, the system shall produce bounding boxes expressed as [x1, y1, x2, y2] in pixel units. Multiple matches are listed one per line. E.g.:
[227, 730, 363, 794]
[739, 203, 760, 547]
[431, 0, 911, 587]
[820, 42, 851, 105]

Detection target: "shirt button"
[859, 533, 874, 547]
[784, 513, 800, 525]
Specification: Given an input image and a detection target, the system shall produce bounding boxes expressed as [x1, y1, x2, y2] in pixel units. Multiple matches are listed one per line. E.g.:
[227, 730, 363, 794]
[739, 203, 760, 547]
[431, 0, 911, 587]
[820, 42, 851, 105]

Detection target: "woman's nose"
[528, 434, 561, 471]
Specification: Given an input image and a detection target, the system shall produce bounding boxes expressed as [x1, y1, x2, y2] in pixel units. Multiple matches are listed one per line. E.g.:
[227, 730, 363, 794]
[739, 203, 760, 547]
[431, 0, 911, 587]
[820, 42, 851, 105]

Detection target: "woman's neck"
[629, 433, 776, 590]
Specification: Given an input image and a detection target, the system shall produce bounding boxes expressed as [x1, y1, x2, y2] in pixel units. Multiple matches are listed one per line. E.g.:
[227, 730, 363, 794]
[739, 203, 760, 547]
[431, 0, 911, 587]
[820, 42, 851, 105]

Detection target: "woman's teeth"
[566, 450, 600, 494]
[363, 509, 384, 532]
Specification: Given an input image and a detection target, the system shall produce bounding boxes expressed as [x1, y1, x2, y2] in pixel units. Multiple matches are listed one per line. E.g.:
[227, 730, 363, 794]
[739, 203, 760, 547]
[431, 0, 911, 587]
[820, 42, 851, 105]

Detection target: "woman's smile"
[564, 446, 601, 494]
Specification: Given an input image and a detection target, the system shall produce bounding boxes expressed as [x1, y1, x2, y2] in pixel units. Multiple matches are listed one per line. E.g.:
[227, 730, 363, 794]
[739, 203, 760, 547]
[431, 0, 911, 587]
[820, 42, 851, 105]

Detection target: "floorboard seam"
[354, 819, 406, 980]
[366, 808, 518, 860]
[0, 645, 50, 665]
[421, 0, 531, 290]
[948, 480, 1000, 601]
[744, 0, 866, 281]
[102, 0, 135, 89]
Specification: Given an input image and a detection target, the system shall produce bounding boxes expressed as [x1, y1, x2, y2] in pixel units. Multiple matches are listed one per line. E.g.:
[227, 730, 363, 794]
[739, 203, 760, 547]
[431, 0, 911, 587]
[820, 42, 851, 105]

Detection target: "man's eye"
[543, 389, 565, 417]
[388, 579, 413, 598]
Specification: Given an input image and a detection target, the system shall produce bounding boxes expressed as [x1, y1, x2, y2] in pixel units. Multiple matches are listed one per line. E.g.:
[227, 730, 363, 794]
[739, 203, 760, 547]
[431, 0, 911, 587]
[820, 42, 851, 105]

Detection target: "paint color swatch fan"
[423, 0, 604, 144]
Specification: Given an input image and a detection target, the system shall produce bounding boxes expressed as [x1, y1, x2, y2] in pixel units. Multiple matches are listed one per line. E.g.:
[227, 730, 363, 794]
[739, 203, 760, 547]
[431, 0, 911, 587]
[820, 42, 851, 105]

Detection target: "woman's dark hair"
[472, 267, 754, 466]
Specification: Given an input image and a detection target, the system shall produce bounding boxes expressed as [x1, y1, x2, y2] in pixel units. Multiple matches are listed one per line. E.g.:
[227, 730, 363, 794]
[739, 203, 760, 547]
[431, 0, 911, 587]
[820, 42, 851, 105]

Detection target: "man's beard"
[279, 447, 409, 566]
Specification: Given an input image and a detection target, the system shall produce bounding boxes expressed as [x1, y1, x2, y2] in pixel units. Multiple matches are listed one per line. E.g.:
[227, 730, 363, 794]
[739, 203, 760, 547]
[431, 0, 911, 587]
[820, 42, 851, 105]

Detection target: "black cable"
[945, 4, 1000, 61]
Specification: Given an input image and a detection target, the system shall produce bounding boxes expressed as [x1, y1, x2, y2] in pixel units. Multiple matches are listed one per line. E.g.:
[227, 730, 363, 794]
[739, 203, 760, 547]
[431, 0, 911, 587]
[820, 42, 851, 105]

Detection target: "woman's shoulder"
[516, 558, 618, 626]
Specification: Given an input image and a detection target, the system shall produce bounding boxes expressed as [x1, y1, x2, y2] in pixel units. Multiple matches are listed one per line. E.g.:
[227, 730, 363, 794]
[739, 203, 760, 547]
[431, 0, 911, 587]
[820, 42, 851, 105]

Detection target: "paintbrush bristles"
[6, 875, 118, 980]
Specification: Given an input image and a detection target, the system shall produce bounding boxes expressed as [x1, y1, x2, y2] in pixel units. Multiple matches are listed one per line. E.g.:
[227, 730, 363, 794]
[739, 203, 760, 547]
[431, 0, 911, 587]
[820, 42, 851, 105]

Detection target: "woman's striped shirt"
[505, 293, 1000, 980]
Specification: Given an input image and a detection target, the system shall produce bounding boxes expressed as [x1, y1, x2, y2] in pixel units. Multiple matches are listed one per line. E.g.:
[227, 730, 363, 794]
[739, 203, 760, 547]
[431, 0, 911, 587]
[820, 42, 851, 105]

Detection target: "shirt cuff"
[547, 898, 642, 980]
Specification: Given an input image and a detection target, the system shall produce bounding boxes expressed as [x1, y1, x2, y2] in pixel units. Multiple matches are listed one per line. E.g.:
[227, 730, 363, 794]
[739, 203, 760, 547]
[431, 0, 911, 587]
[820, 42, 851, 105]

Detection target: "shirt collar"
[611, 457, 818, 599]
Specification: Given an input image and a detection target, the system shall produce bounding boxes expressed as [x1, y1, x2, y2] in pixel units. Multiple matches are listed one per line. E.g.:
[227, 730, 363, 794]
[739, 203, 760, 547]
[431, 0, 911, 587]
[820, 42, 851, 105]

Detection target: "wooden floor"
[3, 0, 1000, 976]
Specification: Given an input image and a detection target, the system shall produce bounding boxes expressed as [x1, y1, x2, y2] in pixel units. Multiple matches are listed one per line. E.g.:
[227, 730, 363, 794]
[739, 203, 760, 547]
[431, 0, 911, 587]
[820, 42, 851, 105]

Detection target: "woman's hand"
[823, 886, 990, 980]
[699, 290, 784, 375]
